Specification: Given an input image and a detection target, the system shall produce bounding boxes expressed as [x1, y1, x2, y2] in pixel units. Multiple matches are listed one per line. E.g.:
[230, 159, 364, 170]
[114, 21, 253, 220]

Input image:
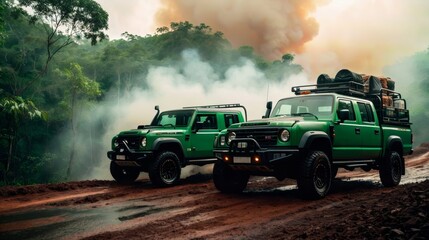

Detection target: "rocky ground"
[0, 144, 428, 240]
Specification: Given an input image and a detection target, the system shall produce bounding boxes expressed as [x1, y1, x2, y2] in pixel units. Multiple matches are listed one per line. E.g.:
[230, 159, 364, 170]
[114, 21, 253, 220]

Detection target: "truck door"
[188, 114, 219, 159]
[333, 99, 363, 160]
[357, 102, 382, 159]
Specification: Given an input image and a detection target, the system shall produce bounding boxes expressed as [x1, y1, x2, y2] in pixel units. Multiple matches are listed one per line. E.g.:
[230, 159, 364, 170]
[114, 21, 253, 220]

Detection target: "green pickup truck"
[213, 71, 413, 199]
[107, 104, 246, 186]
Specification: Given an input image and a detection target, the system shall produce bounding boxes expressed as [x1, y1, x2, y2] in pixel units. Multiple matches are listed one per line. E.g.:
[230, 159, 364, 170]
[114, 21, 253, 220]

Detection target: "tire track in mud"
[0, 149, 428, 240]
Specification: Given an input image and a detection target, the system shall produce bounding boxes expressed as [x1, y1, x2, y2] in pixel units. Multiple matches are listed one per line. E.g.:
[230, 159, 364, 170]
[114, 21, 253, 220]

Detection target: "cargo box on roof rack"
[291, 71, 410, 126]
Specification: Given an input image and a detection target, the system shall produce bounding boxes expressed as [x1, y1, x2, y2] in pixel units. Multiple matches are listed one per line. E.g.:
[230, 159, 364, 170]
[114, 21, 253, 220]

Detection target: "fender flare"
[298, 131, 332, 157]
[385, 136, 405, 175]
[152, 138, 184, 159]
[386, 136, 403, 153]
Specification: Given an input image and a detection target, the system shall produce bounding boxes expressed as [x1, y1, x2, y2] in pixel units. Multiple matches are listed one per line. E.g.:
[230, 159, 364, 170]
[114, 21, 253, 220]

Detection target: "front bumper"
[214, 138, 300, 171]
[107, 147, 153, 168]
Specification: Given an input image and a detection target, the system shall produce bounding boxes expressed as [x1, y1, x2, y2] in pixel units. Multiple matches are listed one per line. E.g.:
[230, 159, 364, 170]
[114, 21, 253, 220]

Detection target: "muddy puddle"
[0, 199, 174, 240]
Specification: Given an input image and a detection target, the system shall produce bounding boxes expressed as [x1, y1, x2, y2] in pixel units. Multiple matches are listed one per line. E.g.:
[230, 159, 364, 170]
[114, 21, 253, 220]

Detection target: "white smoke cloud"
[82, 49, 310, 180]
[95, 0, 160, 39]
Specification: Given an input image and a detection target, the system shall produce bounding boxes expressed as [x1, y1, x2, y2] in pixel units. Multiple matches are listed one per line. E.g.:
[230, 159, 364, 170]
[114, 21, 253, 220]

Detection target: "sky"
[95, 0, 429, 78]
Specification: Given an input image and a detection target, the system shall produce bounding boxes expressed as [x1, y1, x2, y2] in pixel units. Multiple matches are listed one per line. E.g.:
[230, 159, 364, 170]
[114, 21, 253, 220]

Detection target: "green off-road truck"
[107, 104, 246, 186]
[213, 69, 413, 199]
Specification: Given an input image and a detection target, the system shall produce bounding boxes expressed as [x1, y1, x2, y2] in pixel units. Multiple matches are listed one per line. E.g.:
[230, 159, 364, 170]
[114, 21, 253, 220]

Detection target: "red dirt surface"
[0, 144, 428, 240]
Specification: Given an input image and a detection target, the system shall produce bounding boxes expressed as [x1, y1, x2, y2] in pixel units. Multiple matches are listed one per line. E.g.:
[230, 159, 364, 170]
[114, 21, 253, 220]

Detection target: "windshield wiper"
[291, 113, 318, 120]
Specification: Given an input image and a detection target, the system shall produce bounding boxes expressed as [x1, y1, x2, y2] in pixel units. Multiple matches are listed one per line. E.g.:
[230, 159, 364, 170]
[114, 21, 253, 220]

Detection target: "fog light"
[252, 155, 261, 163]
[223, 155, 230, 162]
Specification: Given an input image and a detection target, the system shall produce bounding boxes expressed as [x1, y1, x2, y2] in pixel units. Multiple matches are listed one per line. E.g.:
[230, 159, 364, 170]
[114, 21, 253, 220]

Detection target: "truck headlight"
[141, 137, 147, 147]
[227, 132, 236, 144]
[220, 136, 226, 146]
[113, 138, 119, 147]
[279, 129, 290, 142]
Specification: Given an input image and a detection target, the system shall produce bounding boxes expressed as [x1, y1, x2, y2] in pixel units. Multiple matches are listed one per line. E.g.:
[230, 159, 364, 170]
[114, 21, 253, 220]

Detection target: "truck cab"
[108, 104, 246, 186]
[213, 70, 413, 199]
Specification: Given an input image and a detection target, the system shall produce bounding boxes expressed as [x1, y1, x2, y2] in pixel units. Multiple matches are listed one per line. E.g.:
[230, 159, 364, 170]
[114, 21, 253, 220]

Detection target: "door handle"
[374, 130, 380, 135]
[355, 128, 360, 134]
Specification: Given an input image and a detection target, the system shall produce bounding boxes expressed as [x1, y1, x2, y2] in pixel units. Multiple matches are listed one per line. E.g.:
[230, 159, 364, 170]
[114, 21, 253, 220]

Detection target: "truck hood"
[232, 116, 304, 128]
[118, 128, 186, 136]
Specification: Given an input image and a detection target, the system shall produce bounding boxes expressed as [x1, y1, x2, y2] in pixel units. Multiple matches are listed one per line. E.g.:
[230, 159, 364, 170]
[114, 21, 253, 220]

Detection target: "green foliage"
[0, 94, 45, 129]
[0, 1, 305, 185]
[17, 0, 108, 45]
[282, 53, 295, 64]
[0, 93, 46, 183]
[0, 0, 5, 43]
[14, 153, 61, 185]
[56, 63, 101, 100]
[53, 63, 101, 179]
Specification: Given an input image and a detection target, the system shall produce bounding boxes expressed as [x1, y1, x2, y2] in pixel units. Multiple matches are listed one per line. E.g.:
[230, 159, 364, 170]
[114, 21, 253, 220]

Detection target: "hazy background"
[97, 0, 429, 76]
[1, 0, 428, 183]
[90, 0, 429, 179]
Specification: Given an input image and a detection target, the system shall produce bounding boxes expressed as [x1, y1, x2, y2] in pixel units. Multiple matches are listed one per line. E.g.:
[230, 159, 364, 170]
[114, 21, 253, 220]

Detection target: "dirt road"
[1, 146, 428, 240]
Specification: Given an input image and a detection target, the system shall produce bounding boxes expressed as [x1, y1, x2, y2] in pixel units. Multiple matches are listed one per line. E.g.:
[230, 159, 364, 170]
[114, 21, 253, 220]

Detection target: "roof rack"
[183, 103, 247, 121]
[291, 82, 410, 126]
[291, 81, 366, 97]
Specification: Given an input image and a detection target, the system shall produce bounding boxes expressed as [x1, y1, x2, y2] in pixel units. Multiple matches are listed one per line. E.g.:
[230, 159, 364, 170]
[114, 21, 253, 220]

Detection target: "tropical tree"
[15, 0, 108, 94]
[0, 0, 6, 43]
[0, 92, 45, 182]
[55, 63, 101, 179]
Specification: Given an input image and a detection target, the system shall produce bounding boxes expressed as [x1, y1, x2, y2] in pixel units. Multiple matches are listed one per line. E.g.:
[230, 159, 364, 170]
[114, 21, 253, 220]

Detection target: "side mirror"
[154, 105, 159, 111]
[338, 109, 350, 122]
[263, 101, 273, 118]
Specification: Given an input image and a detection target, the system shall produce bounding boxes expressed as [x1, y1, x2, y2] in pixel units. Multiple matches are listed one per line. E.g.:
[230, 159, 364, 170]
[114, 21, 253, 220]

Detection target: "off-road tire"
[110, 161, 140, 184]
[379, 151, 402, 187]
[149, 151, 181, 187]
[297, 151, 332, 199]
[213, 161, 249, 193]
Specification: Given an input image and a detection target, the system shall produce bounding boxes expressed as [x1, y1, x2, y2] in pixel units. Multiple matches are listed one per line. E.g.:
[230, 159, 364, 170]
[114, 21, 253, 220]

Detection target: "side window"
[365, 104, 375, 122]
[338, 100, 356, 121]
[358, 102, 369, 122]
[224, 114, 239, 128]
[195, 114, 218, 130]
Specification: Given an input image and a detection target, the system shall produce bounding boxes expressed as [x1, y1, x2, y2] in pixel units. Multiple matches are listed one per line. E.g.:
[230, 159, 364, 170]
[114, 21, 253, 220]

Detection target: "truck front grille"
[234, 128, 278, 147]
[117, 137, 141, 150]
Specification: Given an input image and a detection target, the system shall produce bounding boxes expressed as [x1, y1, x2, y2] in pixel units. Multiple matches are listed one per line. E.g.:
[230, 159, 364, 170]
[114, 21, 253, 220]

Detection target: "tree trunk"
[5, 134, 14, 183]
[67, 134, 76, 180]
[90, 121, 94, 166]
[117, 70, 121, 105]
[66, 91, 77, 180]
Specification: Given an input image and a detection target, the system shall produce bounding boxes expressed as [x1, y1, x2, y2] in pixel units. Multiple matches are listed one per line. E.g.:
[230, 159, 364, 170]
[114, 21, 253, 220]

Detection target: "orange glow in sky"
[96, 0, 429, 77]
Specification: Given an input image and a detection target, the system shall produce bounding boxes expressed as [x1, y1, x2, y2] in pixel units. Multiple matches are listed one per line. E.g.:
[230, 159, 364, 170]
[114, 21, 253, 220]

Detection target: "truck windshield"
[153, 110, 194, 127]
[271, 95, 334, 119]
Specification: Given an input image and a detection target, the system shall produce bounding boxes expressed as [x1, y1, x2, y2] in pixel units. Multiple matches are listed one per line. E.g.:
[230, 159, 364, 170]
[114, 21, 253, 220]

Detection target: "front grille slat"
[233, 128, 278, 147]
[118, 137, 141, 150]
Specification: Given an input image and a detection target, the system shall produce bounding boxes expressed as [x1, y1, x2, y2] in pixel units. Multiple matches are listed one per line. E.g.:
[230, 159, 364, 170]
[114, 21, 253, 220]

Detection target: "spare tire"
[317, 74, 333, 85]
[334, 69, 364, 84]
[387, 78, 395, 91]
